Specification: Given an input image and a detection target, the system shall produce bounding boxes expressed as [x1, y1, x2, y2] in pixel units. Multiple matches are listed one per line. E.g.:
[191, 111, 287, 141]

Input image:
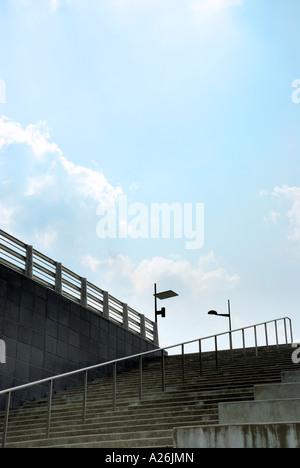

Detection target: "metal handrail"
[0, 316, 293, 448]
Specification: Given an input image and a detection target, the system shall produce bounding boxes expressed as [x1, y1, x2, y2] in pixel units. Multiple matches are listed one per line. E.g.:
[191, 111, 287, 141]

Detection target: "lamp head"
[208, 310, 218, 316]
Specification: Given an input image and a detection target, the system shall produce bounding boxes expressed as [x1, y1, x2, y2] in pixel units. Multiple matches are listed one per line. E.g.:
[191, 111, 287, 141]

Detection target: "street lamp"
[207, 299, 232, 331]
[154, 283, 178, 323]
[208, 300, 232, 350]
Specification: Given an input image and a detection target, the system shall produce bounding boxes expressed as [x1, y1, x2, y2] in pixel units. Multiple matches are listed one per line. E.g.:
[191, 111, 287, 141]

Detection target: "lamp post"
[154, 283, 178, 323]
[208, 300, 232, 349]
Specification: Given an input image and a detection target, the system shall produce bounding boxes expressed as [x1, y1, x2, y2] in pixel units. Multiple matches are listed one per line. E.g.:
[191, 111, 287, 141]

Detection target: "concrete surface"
[282, 371, 300, 383]
[218, 399, 300, 424]
[254, 382, 300, 400]
[174, 423, 300, 448]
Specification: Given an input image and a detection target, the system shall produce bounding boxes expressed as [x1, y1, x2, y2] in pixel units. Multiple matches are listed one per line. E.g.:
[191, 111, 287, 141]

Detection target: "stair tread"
[1, 344, 297, 448]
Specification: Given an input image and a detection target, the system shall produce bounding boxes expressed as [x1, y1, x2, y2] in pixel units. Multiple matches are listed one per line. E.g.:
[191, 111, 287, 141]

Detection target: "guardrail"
[0, 316, 293, 448]
[0, 229, 158, 345]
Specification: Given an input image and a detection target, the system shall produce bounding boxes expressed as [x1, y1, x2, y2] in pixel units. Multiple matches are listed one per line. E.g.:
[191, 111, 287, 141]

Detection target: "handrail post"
[55, 262, 62, 295]
[264, 323, 269, 347]
[242, 328, 246, 359]
[25, 245, 33, 279]
[103, 291, 109, 319]
[113, 362, 117, 411]
[122, 303, 129, 330]
[139, 355, 143, 401]
[140, 314, 146, 340]
[181, 344, 185, 384]
[284, 318, 288, 344]
[82, 370, 88, 424]
[254, 325, 258, 357]
[199, 340, 203, 377]
[46, 380, 53, 438]
[275, 320, 279, 348]
[81, 278, 87, 308]
[214, 335, 218, 371]
[1, 391, 11, 448]
[289, 318, 294, 344]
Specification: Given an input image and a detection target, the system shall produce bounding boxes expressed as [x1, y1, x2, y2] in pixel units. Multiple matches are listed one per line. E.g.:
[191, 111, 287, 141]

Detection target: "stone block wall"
[0, 263, 157, 409]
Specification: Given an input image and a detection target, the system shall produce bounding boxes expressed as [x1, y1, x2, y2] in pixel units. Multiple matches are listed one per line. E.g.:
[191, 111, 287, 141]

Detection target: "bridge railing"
[0, 316, 293, 448]
[0, 229, 158, 345]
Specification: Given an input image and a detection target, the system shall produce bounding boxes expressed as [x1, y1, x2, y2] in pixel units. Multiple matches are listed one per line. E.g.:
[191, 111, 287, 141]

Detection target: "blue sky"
[0, 0, 299, 348]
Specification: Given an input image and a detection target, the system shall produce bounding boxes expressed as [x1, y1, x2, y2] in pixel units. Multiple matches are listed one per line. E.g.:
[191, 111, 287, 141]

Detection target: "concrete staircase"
[0, 344, 298, 448]
[174, 369, 300, 448]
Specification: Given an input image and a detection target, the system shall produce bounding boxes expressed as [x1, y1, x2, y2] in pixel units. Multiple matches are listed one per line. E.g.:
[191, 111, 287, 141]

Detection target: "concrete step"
[218, 398, 300, 424]
[1, 344, 298, 448]
[282, 370, 300, 383]
[2, 406, 219, 432]
[254, 382, 300, 400]
[5, 428, 174, 448]
[37, 435, 174, 449]
[5, 413, 219, 442]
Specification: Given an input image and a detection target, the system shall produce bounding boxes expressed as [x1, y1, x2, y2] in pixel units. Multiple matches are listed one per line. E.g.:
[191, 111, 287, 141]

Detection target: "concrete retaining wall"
[0, 264, 158, 409]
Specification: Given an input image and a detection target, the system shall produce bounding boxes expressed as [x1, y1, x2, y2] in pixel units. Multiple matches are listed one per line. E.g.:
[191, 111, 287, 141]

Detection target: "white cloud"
[0, 117, 62, 160]
[82, 251, 240, 299]
[0, 116, 123, 251]
[190, 0, 243, 15]
[0, 116, 122, 209]
[25, 173, 55, 197]
[50, 0, 59, 10]
[80, 251, 241, 348]
[33, 227, 58, 250]
[59, 155, 122, 209]
[261, 185, 300, 242]
[109, 0, 243, 16]
[81, 254, 101, 273]
[273, 185, 300, 241]
[264, 211, 281, 225]
[0, 203, 18, 230]
[48, 0, 75, 12]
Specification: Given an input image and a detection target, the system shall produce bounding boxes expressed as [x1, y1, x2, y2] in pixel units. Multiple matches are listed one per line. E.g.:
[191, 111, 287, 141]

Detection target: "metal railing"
[0, 316, 293, 448]
[0, 229, 158, 345]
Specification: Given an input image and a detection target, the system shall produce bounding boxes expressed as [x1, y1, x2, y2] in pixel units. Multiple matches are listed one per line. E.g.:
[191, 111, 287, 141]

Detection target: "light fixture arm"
[154, 283, 178, 322]
[207, 300, 232, 331]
